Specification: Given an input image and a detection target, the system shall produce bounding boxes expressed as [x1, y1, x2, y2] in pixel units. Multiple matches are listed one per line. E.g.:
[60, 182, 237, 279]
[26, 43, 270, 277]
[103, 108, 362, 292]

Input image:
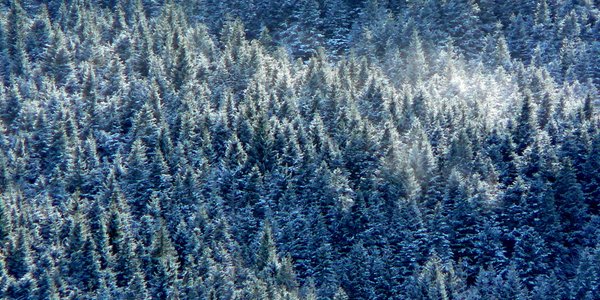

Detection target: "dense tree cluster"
[0, 0, 598, 299]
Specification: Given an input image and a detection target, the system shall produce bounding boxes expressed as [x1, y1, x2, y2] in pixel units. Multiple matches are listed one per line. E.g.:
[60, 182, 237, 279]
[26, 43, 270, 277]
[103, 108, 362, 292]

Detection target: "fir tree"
[6, 0, 29, 77]
[514, 93, 537, 155]
[26, 5, 52, 63]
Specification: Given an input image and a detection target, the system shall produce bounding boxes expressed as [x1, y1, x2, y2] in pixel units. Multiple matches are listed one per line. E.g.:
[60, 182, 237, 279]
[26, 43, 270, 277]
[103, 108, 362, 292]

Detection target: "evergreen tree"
[172, 31, 195, 91]
[582, 93, 594, 121]
[0, 1, 595, 298]
[511, 225, 550, 288]
[554, 158, 588, 248]
[281, 0, 324, 59]
[0, 193, 11, 245]
[570, 245, 600, 300]
[26, 5, 52, 63]
[0, 81, 22, 128]
[64, 212, 101, 293]
[5, 273, 38, 300]
[88, 198, 112, 270]
[5, 228, 32, 280]
[6, 0, 29, 77]
[255, 220, 279, 273]
[36, 255, 60, 300]
[125, 139, 152, 216]
[495, 264, 529, 300]
[44, 28, 73, 86]
[514, 93, 537, 155]
[147, 221, 180, 299]
[443, 0, 484, 57]
[323, 0, 351, 56]
[583, 130, 600, 215]
[405, 30, 429, 84]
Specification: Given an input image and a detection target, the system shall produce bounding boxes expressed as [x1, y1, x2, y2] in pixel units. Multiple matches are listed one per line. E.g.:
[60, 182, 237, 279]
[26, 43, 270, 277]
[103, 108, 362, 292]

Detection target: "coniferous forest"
[0, 0, 598, 299]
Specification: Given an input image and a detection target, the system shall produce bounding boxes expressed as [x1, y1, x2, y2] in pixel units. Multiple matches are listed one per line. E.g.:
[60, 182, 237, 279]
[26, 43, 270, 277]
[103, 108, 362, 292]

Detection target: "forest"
[0, 0, 598, 299]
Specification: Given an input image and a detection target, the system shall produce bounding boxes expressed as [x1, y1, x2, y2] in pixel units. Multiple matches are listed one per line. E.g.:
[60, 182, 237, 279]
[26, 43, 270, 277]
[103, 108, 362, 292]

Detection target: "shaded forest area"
[0, 0, 598, 299]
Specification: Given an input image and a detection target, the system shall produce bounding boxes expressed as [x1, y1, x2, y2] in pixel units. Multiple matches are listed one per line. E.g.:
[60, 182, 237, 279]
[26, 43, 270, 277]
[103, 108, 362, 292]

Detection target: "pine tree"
[125, 139, 152, 216]
[537, 92, 554, 129]
[124, 270, 150, 300]
[147, 221, 180, 299]
[79, 134, 103, 197]
[333, 286, 349, 300]
[313, 240, 340, 299]
[406, 253, 455, 300]
[36, 254, 60, 300]
[511, 225, 550, 288]
[6, 0, 29, 77]
[106, 193, 144, 289]
[495, 264, 529, 300]
[254, 221, 278, 273]
[405, 30, 429, 84]
[88, 199, 112, 270]
[0, 253, 8, 295]
[570, 245, 600, 300]
[5, 228, 32, 280]
[493, 32, 513, 69]
[0, 193, 11, 245]
[554, 158, 587, 247]
[26, 5, 52, 63]
[323, 0, 351, 56]
[172, 31, 195, 91]
[0, 81, 22, 128]
[514, 93, 537, 155]
[130, 21, 153, 77]
[277, 254, 299, 292]
[444, 129, 474, 174]
[44, 28, 72, 86]
[64, 213, 101, 293]
[582, 93, 594, 121]
[583, 130, 600, 215]
[340, 241, 371, 299]
[281, 0, 324, 59]
[5, 273, 38, 300]
[352, 0, 394, 59]
[528, 272, 563, 299]
[443, 0, 484, 57]
[114, 230, 144, 289]
[131, 102, 161, 152]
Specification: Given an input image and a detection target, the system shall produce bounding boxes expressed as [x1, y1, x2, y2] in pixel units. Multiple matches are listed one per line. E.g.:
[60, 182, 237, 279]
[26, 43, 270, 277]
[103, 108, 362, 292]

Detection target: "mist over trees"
[0, 0, 598, 299]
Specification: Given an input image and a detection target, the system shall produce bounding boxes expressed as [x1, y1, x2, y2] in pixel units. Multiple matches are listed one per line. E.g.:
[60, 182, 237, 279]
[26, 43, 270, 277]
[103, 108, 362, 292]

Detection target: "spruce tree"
[147, 221, 180, 299]
[5, 228, 32, 280]
[255, 220, 279, 273]
[6, 0, 29, 77]
[26, 5, 52, 63]
[514, 93, 537, 155]
[124, 139, 152, 216]
[44, 28, 72, 86]
[0, 193, 11, 245]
